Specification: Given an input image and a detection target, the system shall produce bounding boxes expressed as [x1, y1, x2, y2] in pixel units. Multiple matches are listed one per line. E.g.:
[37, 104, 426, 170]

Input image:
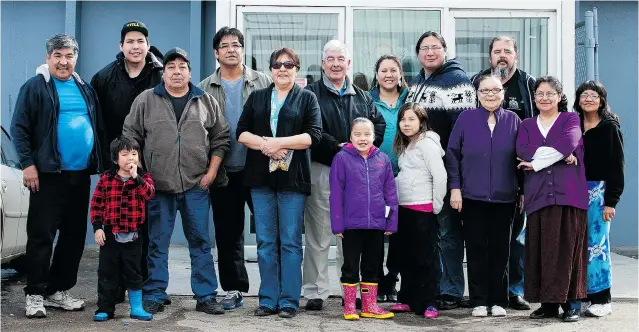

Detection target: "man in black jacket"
[90, 21, 163, 304]
[470, 36, 537, 311]
[11, 34, 108, 319]
[302, 40, 385, 311]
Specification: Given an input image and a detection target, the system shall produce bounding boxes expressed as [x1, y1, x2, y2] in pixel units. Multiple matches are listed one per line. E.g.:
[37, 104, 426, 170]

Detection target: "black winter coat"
[90, 46, 163, 159]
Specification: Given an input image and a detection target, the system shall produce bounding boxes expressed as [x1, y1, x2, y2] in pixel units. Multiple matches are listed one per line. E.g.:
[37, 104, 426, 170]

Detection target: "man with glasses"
[302, 40, 385, 311]
[197, 27, 271, 311]
[471, 36, 537, 311]
[406, 31, 476, 310]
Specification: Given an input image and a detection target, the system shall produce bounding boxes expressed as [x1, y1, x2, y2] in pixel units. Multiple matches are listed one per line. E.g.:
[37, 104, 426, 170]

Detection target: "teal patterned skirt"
[587, 180, 612, 294]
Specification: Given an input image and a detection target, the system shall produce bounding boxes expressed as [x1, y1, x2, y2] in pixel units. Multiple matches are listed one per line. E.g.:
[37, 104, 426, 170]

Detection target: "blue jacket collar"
[153, 81, 204, 98]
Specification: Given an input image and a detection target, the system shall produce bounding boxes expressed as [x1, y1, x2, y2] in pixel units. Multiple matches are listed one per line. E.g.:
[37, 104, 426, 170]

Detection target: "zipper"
[488, 115, 495, 202]
[364, 157, 371, 228]
[46, 80, 62, 172]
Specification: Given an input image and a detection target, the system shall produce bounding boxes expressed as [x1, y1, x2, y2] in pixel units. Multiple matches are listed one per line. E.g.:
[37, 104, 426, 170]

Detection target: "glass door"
[236, 6, 345, 246]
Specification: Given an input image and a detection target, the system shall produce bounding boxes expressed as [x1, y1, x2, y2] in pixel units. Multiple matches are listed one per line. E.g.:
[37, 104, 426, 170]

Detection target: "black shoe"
[459, 297, 472, 308]
[377, 294, 388, 302]
[254, 306, 277, 316]
[116, 287, 126, 304]
[305, 299, 324, 311]
[562, 309, 580, 322]
[438, 296, 460, 310]
[163, 297, 172, 306]
[356, 298, 362, 310]
[278, 307, 297, 318]
[509, 296, 531, 310]
[529, 307, 559, 319]
[196, 298, 225, 315]
[387, 289, 398, 302]
[142, 300, 164, 314]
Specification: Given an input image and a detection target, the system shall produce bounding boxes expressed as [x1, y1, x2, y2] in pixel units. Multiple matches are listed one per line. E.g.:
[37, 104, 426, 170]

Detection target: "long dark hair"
[393, 102, 432, 156]
[573, 80, 617, 123]
[534, 76, 568, 113]
[371, 54, 405, 93]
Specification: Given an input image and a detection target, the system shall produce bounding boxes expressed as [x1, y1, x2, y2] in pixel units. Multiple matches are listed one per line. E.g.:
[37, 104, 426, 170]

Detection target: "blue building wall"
[576, 1, 638, 246]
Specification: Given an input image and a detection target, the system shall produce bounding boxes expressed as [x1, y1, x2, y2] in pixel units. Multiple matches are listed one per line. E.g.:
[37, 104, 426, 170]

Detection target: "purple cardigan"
[329, 144, 398, 234]
[516, 112, 588, 215]
[446, 107, 521, 203]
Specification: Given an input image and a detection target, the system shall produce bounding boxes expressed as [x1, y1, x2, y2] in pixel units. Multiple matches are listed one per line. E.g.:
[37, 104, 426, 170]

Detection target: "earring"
[398, 78, 402, 88]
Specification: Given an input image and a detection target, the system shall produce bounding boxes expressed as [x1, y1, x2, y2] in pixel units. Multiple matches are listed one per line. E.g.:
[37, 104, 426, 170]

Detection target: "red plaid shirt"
[90, 170, 155, 233]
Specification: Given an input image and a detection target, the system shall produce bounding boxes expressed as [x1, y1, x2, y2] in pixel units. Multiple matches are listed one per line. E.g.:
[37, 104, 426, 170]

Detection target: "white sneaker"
[44, 291, 85, 311]
[585, 303, 612, 317]
[491, 305, 507, 317]
[472, 306, 488, 317]
[25, 295, 47, 318]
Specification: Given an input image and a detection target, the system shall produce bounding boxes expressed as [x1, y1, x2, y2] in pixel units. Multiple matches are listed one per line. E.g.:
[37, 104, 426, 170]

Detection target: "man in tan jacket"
[123, 47, 230, 315]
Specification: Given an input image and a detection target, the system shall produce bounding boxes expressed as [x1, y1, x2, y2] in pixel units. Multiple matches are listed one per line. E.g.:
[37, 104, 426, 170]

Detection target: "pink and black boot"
[342, 283, 360, 320]
[360, 282, 394, 319]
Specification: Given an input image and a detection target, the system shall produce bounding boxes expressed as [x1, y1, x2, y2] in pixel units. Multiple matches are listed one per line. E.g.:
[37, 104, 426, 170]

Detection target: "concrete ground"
[2, 247, 638, 332]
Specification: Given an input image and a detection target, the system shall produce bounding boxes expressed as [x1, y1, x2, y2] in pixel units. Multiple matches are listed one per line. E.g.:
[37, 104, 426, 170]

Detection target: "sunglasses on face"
[271, 61, 297, 70]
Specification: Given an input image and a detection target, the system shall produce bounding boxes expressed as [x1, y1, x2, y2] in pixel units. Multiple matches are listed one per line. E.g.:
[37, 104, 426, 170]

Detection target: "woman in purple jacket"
[516, 76, 588, 322]
[446, 75, 522, 318]
[329, 118, 398, 321]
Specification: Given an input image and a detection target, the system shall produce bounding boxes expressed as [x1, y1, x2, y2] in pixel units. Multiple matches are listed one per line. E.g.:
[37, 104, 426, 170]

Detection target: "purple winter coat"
[329, 144, 398, 234]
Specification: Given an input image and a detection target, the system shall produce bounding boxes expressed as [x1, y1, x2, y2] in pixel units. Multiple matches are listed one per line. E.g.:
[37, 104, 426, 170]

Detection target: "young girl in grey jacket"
[390, 102, 447, 319]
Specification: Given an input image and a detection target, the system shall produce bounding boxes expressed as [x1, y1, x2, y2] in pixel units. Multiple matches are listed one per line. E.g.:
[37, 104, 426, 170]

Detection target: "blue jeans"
[143, 186, 218, 303]
[509, 210, 526, 297]
[437, 201, 465, 299]
[251, 187, 305, 311]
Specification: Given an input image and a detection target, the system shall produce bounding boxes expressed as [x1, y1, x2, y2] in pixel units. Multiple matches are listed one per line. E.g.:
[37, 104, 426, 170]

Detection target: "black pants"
[509, 207, 525, 296]
[340, 229, 384, 284]
[97, 232, 143, 315]
[377, 233, 400, 288]
[588, 288, 611, 304]
[118, 221, 147, 296]
[396, 207, 441, 313]
[209, 171, 251, 292]
[462, 199, 515, 307]
[24, 171, 90, 296]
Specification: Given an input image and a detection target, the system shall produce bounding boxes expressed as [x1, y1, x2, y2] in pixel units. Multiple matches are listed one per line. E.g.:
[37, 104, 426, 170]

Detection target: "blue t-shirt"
[53, 77, 94, 170]
[221, 78, 246, 171]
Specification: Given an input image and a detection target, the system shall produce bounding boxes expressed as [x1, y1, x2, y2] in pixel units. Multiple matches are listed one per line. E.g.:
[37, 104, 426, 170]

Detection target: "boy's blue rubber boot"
[93, 312, 110, 321]
[128, 289, 153, 321]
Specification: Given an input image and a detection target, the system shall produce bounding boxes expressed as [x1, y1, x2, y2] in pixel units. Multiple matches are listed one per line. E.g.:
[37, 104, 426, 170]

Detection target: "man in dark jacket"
[302, 40, 385, 311]
[470, 36, 537, 311]
[90, 20, 163, 304]
[10, 34, 108, 319]
[406, 31, 476, 310]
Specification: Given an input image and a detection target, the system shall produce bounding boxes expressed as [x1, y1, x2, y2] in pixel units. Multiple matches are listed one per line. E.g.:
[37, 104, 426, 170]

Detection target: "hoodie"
[329, 144, 398, 234]
[395, 131, 447, 214]
[582, 115, 625, 207]
[406, 59, 476, 150]
[369, 87, 408, 176]
[10, 64, 107, 174]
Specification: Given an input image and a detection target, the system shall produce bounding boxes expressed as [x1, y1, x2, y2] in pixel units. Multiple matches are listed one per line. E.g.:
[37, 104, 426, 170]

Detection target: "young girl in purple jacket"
[329, 118, 398, 321]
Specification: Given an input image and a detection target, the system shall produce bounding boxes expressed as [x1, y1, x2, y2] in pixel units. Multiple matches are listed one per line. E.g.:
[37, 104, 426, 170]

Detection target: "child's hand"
[128, 162, 138, 178]
[95, 229, 106, 246]
[335, 233, 343, 238]
[384, 231, 393, 235]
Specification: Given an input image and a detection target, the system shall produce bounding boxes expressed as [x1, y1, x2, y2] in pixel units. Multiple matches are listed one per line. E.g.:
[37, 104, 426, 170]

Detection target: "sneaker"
[424, 306, 439, 319]
[305, 299, 324, 311]
[278, 307, 298, 318]
[491, 305, 507, 317]
[44, 291, 85, 311]
[196, 298, 225, 315]
[389, 303, 411, 312]
[25, 295, 47, 318]
[254, 306, 277, 316]
[221, 291, 244, 310]
[585, 303, 612, 317]
[143, 300, 165, 314]
[472, 306, 488, 317]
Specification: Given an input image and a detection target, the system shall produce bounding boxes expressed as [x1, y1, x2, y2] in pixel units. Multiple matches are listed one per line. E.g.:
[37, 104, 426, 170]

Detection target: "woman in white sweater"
[389, 102, 447, 319]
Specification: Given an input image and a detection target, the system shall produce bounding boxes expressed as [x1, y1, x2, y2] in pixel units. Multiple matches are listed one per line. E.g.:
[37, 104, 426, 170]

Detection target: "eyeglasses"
[580, 93, 600, 100]
[419, 46, 443, 52]
[271, 61, 297, 70]
[218, 43, 242, 51]
[534, 91, 558, 99]
[478, 88, 504, 95]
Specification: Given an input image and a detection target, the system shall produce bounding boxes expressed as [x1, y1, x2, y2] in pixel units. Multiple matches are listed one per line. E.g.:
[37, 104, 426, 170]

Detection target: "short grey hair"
[322, 40, 349, 61]
[46, 34, 79, 57]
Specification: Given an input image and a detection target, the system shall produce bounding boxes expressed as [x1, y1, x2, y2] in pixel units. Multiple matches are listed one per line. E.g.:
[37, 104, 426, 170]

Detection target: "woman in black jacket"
[574, 80, 624, 317]
[237, 47, 322, 318]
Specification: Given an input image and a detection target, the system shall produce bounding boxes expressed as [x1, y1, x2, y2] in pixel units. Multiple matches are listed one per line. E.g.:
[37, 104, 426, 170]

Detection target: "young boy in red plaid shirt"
[90, 136, 155, 321]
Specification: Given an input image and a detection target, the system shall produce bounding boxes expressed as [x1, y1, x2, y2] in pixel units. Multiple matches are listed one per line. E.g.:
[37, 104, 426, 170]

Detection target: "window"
[1, 129, 21, 169]
[242, 12, 340, 86]
[352, 9, 441, 90]
[454, 17, 549, 77]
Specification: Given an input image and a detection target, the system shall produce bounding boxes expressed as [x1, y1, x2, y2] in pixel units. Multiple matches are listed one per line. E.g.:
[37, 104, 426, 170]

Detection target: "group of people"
[9, 20, 624, 325]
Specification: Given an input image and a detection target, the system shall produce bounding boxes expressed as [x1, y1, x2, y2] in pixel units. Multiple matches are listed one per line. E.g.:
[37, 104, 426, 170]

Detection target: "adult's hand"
[23, 165, 39, 192]
[199, 171, 216, 189]
[450, 189, 463, 212]
[517, 160, 534, 171]
[270, 149, 288, 160]
[261, 137, 282, 156]
[519, 195, 525, 214]
[603, 206, 615, 222]
[565, 154, 578, 165]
